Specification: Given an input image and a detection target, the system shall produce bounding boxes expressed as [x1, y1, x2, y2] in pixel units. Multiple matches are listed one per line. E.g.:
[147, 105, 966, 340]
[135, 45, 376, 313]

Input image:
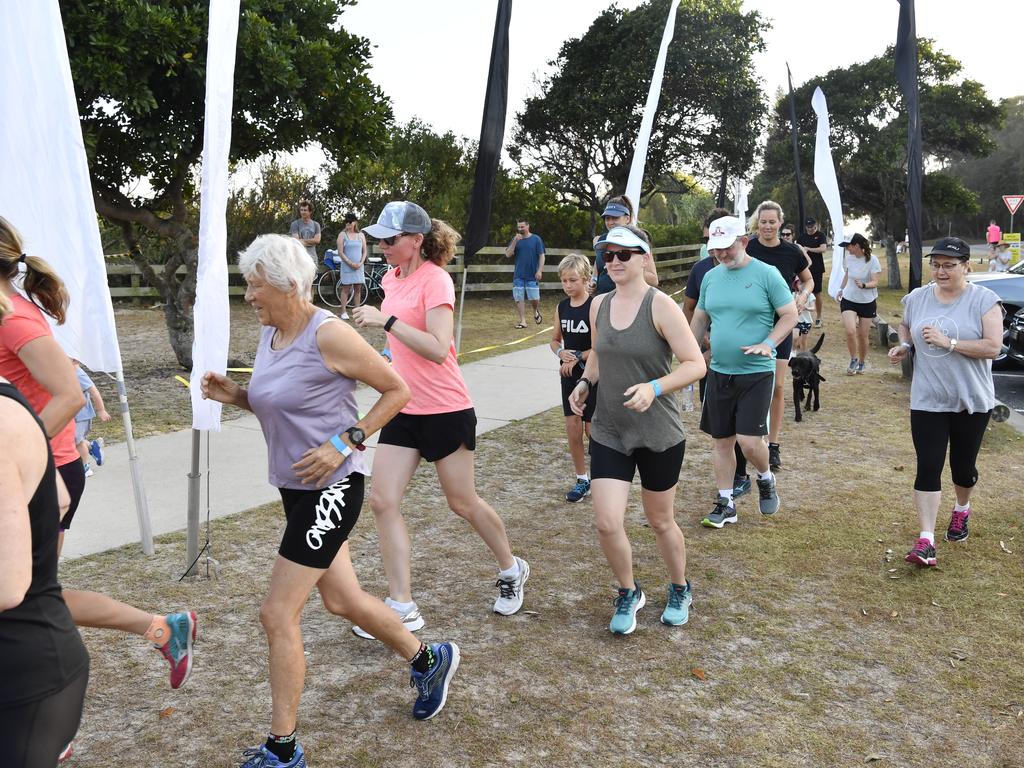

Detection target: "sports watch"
[345, 426, 367, 451]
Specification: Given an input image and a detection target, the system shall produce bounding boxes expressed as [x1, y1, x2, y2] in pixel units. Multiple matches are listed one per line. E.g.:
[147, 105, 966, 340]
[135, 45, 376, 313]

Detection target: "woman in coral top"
[353, 201, 529, 637]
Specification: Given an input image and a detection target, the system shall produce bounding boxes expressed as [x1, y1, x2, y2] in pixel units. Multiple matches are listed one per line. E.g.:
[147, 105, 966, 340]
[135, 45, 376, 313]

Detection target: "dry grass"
[62, 298, 1024, 767]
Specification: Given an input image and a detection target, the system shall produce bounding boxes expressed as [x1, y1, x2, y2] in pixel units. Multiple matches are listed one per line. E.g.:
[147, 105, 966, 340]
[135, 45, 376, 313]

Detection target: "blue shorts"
[512, 278, 540, 302]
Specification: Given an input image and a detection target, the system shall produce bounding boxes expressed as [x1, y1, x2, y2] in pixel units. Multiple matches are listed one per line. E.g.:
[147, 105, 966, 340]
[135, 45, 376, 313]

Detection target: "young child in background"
[793, 281, 816, 352]
[989, 242, 1012, 272]
[72, 360, 110, 476]
[550, 254, 596, 503]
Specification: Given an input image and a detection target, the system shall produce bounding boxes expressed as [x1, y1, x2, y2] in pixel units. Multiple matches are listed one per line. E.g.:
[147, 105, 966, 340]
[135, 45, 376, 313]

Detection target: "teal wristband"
[649, 379, 662, 397]
[330, 434, 353, 457]
[762, 338, 777, 351]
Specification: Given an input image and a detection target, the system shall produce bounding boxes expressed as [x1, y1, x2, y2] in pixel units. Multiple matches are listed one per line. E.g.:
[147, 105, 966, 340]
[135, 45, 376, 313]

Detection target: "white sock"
[577, 474, 589, 482]
[718, 489, 735, 508]
[498, 560, 521, 580]
[758, 470, 774, 483]
[920, 531, 935, 544]
[386, 598, 416, 613]
[953, 501, 970, 512]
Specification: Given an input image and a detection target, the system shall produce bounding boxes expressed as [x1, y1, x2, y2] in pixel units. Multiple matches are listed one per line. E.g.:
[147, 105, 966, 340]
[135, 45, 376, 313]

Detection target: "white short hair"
[238, 234, 316, 296]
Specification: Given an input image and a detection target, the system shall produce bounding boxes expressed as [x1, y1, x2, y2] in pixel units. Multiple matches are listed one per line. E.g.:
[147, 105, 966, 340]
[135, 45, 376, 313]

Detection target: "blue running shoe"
[565, 477, 591, 503]
[411, 642, 461, 720]
[239, 744, 306, 767]
[660, 581, 692, 626]
[89, 438, 104, 466]
[155, 611, 197, 689]
[609, 583, 646, 635]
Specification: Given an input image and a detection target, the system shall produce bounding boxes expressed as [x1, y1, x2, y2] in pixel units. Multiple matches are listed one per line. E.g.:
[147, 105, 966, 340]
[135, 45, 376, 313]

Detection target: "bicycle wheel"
[350, 275, 370, 307]
[316, 269, 342, 307]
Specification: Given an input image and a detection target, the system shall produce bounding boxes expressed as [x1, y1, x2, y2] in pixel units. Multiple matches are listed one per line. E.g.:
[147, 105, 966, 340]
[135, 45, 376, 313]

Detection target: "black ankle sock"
[266, 731, 296, 762]
[410, 643, 435, 673]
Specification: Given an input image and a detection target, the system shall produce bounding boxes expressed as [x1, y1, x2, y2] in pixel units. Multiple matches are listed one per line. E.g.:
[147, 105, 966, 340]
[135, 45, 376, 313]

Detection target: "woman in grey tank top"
[569, 225, 706, 635]
[202, 235, 462, 765]
[888, 237, 1002, 570]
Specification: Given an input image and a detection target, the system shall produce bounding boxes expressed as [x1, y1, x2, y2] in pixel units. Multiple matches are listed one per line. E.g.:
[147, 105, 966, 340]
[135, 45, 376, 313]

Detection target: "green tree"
[62, 0, 391, 367]
[510, 0, 765, 220]
[752, 41, 1000, 288]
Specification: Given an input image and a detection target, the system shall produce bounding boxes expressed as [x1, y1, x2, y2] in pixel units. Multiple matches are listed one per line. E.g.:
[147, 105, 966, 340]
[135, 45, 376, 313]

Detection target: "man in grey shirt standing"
[289, 199, 321, 264]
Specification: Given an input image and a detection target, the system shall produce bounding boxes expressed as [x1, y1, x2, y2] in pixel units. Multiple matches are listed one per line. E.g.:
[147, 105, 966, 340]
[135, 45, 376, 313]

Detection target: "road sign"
[1006, 232, 1021, 264]
[1004, 195, 1024, 215]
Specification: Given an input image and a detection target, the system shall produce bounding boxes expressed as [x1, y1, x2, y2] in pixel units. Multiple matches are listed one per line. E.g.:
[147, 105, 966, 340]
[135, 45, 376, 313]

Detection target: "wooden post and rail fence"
[103, 244, 703, 302]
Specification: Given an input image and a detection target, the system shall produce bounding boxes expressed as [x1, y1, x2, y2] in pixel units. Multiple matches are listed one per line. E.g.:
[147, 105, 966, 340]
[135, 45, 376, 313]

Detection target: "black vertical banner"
[715, 167, 728, 209]
[463, 0, 512, 264]
[896, 0, 923, 290]
[787, 64, 806, 228]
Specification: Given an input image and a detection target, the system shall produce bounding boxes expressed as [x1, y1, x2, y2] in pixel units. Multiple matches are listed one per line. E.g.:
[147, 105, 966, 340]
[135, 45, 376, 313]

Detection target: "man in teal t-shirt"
[690, 216, 796, 528]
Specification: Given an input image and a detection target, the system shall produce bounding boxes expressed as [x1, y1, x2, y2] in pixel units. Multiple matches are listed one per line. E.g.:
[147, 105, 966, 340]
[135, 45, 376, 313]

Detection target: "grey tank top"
[591, 288, 684, 454]
[248, 308, 368, 489]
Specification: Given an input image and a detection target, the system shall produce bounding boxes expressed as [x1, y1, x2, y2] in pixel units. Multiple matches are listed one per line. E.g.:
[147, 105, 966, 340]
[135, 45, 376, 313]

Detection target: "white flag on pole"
[189, 0, 240, 431]
[0, 0, 122, 373]
[811, 87, 847, 300]
[624, 0, 678, 219]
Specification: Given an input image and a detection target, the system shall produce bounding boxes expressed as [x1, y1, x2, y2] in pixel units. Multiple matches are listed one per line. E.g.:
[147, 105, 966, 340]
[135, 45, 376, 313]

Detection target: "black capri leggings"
[910, 409, 991, 492]
[0, 666, 88, 767]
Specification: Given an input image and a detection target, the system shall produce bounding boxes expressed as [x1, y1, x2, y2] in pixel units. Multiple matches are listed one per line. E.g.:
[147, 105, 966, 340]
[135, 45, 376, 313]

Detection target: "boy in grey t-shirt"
[289, 200, 321, 262]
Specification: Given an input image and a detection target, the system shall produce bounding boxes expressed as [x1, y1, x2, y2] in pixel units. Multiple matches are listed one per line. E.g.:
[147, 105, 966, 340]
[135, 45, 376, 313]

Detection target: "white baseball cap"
[707, 216, 747, 249]
[595, 226, 651, 253]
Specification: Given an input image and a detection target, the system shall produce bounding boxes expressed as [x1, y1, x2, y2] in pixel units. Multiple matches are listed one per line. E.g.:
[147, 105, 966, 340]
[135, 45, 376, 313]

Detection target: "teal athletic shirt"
[696, 258, 794, 375]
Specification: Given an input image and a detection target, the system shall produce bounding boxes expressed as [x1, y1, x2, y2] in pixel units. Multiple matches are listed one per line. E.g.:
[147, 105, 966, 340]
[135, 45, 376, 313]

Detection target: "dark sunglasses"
[780, 232, 794, 238]
[605, 249, 644, 263]
[379, 233, 409, 247]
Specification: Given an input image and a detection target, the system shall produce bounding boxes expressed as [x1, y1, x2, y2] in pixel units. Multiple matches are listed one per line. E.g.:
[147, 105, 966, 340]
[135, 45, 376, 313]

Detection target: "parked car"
[966, 261, 1024, 368]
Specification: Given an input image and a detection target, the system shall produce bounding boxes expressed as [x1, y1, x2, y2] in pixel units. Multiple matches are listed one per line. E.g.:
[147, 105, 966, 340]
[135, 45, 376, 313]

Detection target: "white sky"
[334, 0, 1022, 147]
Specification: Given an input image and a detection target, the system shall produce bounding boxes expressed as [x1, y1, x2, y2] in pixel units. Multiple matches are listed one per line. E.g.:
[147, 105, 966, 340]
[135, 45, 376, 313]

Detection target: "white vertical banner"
[734, 180, 748, 227]
[189, 0, 240, 430]
[811, 87, 847, 300]
[624, 0, 678, 220]
[0, 0, 122, 372]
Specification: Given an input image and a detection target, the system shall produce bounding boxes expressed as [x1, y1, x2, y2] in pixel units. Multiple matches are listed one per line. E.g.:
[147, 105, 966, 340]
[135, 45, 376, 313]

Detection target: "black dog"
[789, 333, 825, 422]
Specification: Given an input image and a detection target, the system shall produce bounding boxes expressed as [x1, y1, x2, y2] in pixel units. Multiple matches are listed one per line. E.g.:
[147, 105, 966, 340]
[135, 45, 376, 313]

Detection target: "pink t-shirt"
[988, 224, 1001, 244]
[0, 295, 79, 466]
[381, 261, 474, 415]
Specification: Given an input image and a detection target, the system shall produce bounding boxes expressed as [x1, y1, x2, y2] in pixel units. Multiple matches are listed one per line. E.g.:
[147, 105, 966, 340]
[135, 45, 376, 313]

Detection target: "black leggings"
[910, 409, 991, 492]
[0, 667, 88, 767]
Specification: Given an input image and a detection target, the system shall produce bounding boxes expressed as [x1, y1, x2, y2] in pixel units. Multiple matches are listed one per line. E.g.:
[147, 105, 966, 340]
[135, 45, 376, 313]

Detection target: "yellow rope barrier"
[457, 325, 553, 359]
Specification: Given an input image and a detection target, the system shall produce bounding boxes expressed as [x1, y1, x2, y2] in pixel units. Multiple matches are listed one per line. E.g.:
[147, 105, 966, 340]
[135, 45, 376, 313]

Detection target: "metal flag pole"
[114, 366, 153, 554]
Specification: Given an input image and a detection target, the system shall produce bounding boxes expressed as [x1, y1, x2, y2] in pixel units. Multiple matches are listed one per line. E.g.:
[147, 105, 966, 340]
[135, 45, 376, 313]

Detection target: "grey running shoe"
[757, 476, 780, 515]
[353, 599, 425, 639]
[847, 358, 858, 375]
[733, 474, 751, 498]
[856, 360, 867, 374]
[702, 497, 737, 529]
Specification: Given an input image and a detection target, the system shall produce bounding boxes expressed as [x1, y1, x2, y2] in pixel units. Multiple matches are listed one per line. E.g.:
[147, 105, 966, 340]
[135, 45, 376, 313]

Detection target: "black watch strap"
[345, 426, 367, 450]
[384, 315, 398, 332]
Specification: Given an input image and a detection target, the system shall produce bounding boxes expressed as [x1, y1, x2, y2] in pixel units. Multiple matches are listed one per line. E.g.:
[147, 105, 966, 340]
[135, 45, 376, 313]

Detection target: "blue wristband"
[330, 434, 353, 457]
[381, 348, 392, 362]
[649, 379, 662, 397]
[762, 338, 777, 351]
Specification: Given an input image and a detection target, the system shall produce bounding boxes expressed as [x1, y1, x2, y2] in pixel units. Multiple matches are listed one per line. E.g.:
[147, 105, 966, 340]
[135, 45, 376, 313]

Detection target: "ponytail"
[421, 218, 461, 266]
[0, 216, 69, 324]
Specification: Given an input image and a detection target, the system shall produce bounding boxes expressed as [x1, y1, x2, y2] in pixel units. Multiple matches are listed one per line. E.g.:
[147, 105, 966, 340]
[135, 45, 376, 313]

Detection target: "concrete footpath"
[64, 343, 560, 560]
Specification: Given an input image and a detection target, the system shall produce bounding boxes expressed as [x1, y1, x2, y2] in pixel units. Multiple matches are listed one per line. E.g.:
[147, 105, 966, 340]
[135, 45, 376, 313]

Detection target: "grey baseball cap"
[363, 201, 432, 239]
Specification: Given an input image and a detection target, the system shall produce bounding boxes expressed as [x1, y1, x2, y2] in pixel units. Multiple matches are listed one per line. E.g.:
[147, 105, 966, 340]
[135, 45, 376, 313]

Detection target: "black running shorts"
[57, 459, 86, 530]
[589, 438, 685, 492]
[278, 473, 365, 569]
[561, 372, 597, 421]
[378, 408, 477, 462]
[840, 298, 877, 319]
[699, 369, 774, 439]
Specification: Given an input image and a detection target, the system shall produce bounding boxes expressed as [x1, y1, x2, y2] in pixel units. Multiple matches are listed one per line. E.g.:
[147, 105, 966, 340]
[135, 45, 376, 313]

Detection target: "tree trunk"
[885, 235, 902, 291]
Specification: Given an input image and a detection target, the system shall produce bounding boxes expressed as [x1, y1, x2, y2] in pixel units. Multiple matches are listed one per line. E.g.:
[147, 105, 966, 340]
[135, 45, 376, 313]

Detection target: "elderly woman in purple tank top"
[569, 225, 706, 636]
[201, 235, 460, 767]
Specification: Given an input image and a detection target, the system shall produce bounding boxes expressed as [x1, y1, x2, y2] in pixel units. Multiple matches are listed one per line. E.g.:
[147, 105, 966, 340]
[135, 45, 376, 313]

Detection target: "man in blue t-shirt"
[690, 216, 796, 529]
[505, 218, 546, 328]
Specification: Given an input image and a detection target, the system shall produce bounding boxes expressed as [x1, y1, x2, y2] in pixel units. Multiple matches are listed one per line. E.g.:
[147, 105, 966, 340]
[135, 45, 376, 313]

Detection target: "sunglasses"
[605, 249, 644, 263]
[929, 261, 963, 272]
[379, 233, 410, 247]
[780, 232, 794, 238]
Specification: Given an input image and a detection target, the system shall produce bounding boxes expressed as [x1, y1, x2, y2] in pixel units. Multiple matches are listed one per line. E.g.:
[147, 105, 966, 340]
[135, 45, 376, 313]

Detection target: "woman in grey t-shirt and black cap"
[888, 237, 1003, 569]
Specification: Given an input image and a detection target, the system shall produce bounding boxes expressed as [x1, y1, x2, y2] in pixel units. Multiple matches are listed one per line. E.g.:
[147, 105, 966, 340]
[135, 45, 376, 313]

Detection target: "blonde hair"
[421, 219, 461, 267]
[754, 200, 785, 222]
[558, 253, 592, 282]
[0, 216, 69, 324]
[238, 234, 317, 296]
[0, 287, 11, 324]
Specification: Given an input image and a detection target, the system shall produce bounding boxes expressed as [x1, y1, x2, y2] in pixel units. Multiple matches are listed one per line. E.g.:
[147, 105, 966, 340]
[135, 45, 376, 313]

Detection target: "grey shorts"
[74, 419, 91, 444]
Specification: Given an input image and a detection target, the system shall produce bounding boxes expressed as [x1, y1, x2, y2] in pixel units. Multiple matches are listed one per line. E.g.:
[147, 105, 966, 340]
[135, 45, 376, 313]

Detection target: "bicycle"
[315, 251, 388, 309]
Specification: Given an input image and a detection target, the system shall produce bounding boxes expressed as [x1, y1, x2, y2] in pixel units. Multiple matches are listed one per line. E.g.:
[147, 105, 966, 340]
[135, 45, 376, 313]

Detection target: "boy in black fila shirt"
[551, 254, 596, 502]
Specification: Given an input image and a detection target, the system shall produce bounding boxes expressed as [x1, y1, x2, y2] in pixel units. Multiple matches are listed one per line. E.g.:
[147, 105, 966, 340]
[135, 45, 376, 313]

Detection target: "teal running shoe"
[155, 611, 197, 689]
[660, 581, 692, 626]
[609, 583, 645, 635]
[239, 744, 306, 767]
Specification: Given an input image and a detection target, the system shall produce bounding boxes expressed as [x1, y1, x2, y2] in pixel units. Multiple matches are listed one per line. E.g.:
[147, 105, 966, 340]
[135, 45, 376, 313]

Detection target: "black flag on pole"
[896, 0, 923, 290]
[463, 0, 512, 263]
[715, 168, 728, 209]
[787, 64, 806, 229]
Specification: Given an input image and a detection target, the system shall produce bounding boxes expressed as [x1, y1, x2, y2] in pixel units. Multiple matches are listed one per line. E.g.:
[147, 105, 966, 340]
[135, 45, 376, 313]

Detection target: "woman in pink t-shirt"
[353, 202, 529, 637]
[987, 220, 1002, 257]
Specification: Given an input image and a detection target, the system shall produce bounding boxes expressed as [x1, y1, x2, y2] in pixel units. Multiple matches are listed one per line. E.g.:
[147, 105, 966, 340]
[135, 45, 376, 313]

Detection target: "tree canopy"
[509, 0, 765, 216]
[751, 40, 1001, 287]
[62, 0, 391, 366]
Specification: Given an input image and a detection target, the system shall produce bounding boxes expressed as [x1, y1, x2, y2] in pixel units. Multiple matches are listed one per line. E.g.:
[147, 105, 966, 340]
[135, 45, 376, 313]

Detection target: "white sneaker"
[340, 312, 350, 320]
[493, 556, 530, 616]
[84, 463, 94, 478]
[352, 598, 425, 640]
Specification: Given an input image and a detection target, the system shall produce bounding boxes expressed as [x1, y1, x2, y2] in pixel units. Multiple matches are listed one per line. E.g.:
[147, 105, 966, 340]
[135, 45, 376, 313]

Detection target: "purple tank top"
[247, 308, 367, 489]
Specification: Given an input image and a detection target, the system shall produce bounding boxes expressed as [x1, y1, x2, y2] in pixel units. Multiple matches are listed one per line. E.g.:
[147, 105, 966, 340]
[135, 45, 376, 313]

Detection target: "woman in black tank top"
[0, 373, 89, 766]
